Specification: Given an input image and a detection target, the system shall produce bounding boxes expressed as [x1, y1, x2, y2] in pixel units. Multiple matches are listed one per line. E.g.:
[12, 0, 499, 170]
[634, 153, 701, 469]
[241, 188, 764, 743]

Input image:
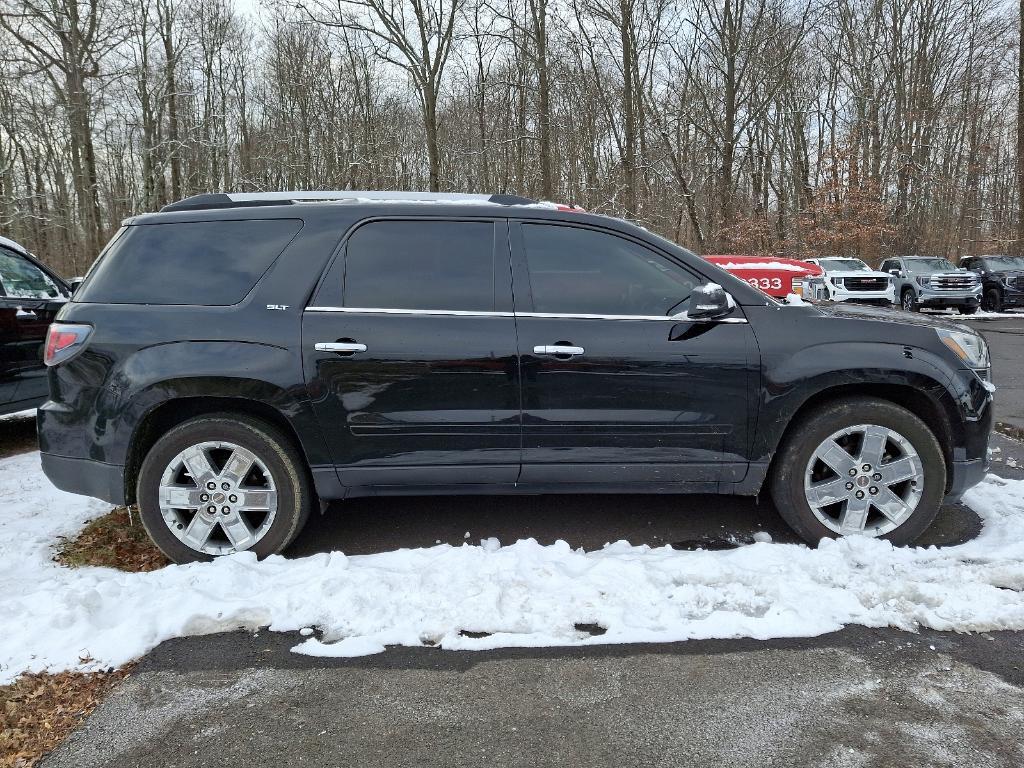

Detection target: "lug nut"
[206, 481, 216, 490]
[869, 486, 878, 495]
[849, 468, 857, 477]
[221, 506, 231, 514]
[221, 482, 231, 491]
[862, 464, 871, 472]
[872, 473, 882, 482]
[845, 482, 855, 490]
[229, 494, 238, 503]
[855, 490, 865, 499]
[207, 505, 217, 514]
[200, 493, 210, 502]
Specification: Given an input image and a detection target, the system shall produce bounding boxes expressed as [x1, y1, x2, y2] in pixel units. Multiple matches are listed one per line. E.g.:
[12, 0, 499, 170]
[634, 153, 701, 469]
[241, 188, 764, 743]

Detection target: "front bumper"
[40, 452, 126, 505]
[832, 288, 895, 304]
[945, 457, 989, 502]
[999, 288, 1024, 308]
[918, 289, 981, 308]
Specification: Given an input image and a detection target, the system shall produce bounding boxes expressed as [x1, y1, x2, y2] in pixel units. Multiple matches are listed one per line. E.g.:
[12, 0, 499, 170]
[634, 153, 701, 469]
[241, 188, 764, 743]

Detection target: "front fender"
[752, 340, 962, 463]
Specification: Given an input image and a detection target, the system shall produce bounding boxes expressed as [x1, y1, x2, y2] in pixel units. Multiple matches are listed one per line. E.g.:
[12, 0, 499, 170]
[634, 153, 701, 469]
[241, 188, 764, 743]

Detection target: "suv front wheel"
[137, 414, 313, 563]
[769, 397, 945, 546]
[900, 289, 918, 312]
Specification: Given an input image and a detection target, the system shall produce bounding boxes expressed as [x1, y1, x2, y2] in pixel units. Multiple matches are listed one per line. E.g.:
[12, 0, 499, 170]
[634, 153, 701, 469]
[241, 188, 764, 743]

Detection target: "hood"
[811, 300, 972, 332]
[819, 269, 891, 280]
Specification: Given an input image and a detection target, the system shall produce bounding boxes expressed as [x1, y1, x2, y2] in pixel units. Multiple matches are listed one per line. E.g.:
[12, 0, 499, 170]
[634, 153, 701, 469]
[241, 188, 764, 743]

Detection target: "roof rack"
[160, 191, 539, 213]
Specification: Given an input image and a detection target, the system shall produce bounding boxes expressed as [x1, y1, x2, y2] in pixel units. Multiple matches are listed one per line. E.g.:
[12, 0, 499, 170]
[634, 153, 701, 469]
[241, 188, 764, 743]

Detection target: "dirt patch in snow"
[55, 507, 168, 573]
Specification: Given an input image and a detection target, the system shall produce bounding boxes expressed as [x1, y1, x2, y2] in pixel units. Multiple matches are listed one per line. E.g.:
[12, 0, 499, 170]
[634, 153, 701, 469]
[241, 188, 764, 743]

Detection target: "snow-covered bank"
[2, 451, 1024, 683]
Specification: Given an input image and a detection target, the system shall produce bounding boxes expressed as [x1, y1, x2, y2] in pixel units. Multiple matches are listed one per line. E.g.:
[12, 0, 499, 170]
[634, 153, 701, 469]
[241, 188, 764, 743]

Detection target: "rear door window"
[343, 220, 495, 312]
[75, 219, 302, 305]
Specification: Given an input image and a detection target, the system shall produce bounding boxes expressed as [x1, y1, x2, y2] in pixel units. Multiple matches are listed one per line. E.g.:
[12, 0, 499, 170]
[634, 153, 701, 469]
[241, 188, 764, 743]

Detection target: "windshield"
[818, 258, 869, 272]
[905, 258, 956, 274]
[981, 256, 1024, 270]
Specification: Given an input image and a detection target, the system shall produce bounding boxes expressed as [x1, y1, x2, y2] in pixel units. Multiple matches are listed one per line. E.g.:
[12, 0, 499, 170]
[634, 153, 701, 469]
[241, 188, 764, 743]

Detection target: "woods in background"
[0, 0, 1019, 277]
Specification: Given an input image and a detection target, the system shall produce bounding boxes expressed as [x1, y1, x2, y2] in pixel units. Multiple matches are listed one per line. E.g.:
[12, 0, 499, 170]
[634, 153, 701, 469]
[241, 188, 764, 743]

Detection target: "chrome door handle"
[533, 344, 585, 357]
[315, 342, 367, 354]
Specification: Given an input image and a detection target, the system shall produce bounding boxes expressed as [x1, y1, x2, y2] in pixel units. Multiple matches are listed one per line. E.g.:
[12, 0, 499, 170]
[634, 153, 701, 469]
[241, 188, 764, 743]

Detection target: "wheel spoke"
[877, 457, 919, 486]
[220, 447, 256, 486]
[806, 478, 849, 507]
[858, 426, 888, 467]
[181, 446, 217, 486]
[182, 513, 217, 550]
[237, 489, 277, 511]
[816, 439, 857, 476]
[872, 486, 913, 523]
[159, 485, 205, 509]
[839, 495, 871, 534]
[220, 511, 256, 550]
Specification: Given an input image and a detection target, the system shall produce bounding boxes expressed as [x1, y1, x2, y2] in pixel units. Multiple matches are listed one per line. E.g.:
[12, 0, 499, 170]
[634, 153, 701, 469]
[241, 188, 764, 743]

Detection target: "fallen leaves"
[1, 667, 131, 767]
[54, 507, 168, 572]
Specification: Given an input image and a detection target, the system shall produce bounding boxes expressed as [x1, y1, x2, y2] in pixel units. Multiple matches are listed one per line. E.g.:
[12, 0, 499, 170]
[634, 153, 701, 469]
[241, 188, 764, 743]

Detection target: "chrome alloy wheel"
[803, 424, 925, 536]
[158, 441, 278, 555]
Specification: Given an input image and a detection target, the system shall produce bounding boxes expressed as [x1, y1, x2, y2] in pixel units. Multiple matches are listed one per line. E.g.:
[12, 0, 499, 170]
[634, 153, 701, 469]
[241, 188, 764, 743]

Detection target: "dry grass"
[55, 506, 169, 572]
[1, 667, 132, 768]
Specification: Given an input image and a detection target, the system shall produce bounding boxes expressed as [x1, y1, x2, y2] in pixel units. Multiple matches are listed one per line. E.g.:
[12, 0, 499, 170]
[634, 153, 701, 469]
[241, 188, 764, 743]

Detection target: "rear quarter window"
[76, 219, 302, 305]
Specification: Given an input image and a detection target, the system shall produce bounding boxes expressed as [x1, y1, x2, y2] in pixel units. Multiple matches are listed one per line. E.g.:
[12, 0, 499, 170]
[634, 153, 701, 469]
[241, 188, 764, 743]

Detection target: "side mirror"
[69, 277, 85, 294]
[677, 282, 734, 322]
[889, 269, 902, 277]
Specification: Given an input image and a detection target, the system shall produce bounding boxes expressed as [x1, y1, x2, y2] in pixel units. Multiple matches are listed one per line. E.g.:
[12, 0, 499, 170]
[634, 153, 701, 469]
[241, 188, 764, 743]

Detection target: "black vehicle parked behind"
[959, 255, 1024, 312]
[38, 192, 993, 563]
[0, 236, 71, 415]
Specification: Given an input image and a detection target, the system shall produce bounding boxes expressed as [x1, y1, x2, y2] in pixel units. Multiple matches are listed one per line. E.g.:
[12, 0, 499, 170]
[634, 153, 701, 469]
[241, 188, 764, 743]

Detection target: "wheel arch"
[765, 382, 957, 495]
[123, 395, 314, 505]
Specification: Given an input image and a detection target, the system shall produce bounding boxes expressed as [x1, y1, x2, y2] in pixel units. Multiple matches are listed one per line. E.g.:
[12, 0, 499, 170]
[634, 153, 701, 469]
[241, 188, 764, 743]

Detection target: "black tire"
[768, 397, 946, 547]
[137, 413, 313, 564]
[957, 304, 978, 315]
[900, 289, 918, 312]
[982, 288, 1002, 313]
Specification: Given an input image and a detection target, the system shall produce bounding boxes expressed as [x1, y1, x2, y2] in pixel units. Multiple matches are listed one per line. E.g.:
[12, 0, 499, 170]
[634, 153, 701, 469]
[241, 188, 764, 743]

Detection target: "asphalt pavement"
[13, 311, 1024, 767]
[962, 314, 1024, 431]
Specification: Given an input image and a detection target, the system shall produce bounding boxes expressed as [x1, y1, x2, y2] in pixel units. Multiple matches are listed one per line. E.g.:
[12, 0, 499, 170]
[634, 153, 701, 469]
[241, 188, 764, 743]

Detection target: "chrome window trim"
[304, 306, 748, 323]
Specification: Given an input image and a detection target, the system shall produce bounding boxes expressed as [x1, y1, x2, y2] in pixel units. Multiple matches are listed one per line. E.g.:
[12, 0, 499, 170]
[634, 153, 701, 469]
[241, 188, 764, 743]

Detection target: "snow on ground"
[0, 408, 35, 422]
[3, 451, 1024, 683]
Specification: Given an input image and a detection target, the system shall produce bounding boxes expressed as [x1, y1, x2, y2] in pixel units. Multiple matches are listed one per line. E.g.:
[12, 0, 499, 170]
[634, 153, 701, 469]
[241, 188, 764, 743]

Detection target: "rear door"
[510, 221, 757, 486]
[0, 246, 69, 407]
[302, 218, 522, 488]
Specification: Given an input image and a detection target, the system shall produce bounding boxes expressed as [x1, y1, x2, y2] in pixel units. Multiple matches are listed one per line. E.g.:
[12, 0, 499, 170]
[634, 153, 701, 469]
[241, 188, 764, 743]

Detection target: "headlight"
[916, 275, 930, 287]
[936, 329, 989, 368]
[831, 277, 844, 288]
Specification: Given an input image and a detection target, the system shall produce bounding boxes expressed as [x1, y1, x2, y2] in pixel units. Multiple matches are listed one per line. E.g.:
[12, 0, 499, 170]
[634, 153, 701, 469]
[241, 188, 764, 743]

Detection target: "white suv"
[803, 257, 895, 306]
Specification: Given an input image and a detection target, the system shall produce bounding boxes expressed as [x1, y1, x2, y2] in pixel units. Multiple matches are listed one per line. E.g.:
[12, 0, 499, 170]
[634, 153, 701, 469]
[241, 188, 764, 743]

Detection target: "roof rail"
[160, 190, 538, 212]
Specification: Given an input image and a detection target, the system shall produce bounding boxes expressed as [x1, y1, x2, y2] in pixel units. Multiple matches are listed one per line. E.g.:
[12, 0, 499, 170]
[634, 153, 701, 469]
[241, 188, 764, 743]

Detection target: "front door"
[302, 218, 521, 488]
[511, 221, 757, 487]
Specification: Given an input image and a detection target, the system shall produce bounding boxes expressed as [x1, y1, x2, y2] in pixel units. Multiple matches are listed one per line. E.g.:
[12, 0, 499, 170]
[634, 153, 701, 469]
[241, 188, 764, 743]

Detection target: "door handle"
[15, 308, 37, 321]
[315, 342, 367, 354]
[533, 344, 585, 357]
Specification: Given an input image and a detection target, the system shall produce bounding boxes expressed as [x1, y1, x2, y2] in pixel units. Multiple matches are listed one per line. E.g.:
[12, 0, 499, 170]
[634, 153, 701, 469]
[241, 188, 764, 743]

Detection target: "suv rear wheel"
[137, 414, 313, 563]
[769, 397, 945, 546]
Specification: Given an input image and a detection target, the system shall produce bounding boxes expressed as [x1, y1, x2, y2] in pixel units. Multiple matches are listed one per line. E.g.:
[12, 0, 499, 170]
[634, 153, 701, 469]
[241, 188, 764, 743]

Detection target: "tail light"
[44, 323, 93, 366]
[791, 278, 803, 294]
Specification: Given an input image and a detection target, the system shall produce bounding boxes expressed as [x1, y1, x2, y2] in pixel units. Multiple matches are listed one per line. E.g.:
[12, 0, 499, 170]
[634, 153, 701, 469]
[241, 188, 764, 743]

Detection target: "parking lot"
[0, 312, 1007, 767]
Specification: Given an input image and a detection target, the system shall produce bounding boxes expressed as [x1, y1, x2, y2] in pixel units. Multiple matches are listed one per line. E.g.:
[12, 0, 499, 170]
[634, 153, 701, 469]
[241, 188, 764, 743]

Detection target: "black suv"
[959, 255, 1024, 312]
[0, 235, 71, 415]
[38, 192, 993, 563]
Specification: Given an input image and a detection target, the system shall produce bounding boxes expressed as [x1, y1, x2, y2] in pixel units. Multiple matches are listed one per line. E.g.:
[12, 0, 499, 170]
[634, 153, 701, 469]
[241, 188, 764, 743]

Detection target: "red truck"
[704, 255, 822, 300]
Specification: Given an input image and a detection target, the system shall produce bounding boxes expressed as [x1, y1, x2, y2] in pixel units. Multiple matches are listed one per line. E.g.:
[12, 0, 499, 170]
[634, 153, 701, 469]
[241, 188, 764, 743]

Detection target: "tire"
[769, 397, 946, 547]
[982, 288, 1002, 313]
[900, 289, 918, 312]
[957, 304, 978, 315]
[137, 413, 313, 564]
